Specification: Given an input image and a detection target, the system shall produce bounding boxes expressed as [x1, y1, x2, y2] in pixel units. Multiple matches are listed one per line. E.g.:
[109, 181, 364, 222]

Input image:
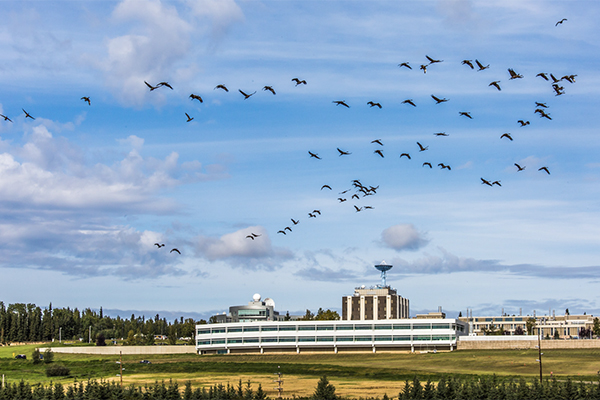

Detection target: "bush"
[43, 348, 54, 364]
[46, 364, 70, 377]
[32, 348, 42, 364]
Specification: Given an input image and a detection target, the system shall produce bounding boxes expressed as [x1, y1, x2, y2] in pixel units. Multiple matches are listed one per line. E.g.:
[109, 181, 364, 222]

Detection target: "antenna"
[374, 261, 393, 287]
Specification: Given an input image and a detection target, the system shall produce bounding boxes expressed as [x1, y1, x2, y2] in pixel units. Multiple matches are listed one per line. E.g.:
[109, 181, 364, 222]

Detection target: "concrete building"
[342, 286, 409, 320]
[212, 294, 287, 323]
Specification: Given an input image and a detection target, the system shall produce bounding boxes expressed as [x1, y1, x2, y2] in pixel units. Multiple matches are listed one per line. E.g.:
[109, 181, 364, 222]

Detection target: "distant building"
[458, 313, 595, 337]
[212, 294, 289, 323]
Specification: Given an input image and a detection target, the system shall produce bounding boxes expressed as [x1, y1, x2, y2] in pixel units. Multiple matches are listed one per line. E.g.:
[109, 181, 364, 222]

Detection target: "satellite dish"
[374, 261, 393, 287]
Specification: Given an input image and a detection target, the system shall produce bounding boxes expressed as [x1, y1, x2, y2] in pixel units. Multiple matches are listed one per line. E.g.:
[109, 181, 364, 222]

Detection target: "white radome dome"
[264, 298, 275, 308]
[253, 293, 261, 302]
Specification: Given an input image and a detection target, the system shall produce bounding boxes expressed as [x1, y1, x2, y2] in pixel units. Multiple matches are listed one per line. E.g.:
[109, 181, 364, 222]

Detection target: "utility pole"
[536, 329, 543, 384]
[117, 351, 123, 387]
[274, 366, 283, 399]
[89, 326, 91, 344]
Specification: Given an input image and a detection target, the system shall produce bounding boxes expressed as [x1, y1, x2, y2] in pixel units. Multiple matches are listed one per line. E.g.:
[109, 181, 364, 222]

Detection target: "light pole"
[59, 327, 62, 344]
[535, 329, 543, 384]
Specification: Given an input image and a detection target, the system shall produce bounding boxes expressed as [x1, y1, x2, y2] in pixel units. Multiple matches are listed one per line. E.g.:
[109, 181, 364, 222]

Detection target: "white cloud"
[381, 223, 429, 251]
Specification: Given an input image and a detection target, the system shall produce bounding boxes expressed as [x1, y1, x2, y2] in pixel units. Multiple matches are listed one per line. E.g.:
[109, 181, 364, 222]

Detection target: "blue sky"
[1, 0, 599, 321]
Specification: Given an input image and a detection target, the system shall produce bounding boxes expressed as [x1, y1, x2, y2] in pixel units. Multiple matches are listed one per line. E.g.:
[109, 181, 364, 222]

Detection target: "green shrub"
[46, 364, 70, 377]
[43, 348, 54, 364]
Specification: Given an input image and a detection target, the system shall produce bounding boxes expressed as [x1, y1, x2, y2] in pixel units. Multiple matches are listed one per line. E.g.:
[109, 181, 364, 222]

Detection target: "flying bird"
[492, 181, 502, 187]
[263, 86, 276, 95]
[416, 142, 428, 152]
[284, 226, 292, 232]
[308, 213, 316, 218]
[22, 109, 35, 120]
[514, 163, 526, 171]
[321, 184, 332, 190]
[475, 59, 489, 71]
[539, 166, 551, 174]
[337, 148, 351, 156]
[189, 94, 203, 103]
[431, 95, 448, 104]
[434, 132, 448, 136]
[489, 81, 501, 91]
[555, 18, 567, 26]
[154, 243, 165, 248]
[338, 198, 347, 203]
[508, 68, 523, 79]
[333, 100, 350, 108]
[374, 149, 384, 158]
[425, 55, 443, 64]
[419, 64, 427, 74]
[354, 205, 363, 212]
[157, 82, 173, 90]
[292, 78, 307, 86]
[308, 151, 321, 159]
[170, 248, 181, 254]
[500, 133, 513, 141]
[422, 162, 432, 168]
[537, 72, 549, 81]
[367, 101, 382, 108]
[535, 102, 548, 108]
[277, 230, 287, 235]
[399, 153, 411, 159]
[291, 219, 299, 225]
[461, 60, 474, 69]
[371, 139, 383, 146]
[402, 99, 416, 107]
[214, 84, 229, 92]
[81, 96, 91, 105]
[459, 111, 472, 119]
[481, 178, 493, 187]
[239, 89, 256, 99]
[0, 114, 12, 122]
[517, 120, 530, 127]
[312, 210, 321, 215]
[246, 235, 255, 240]
[185, 113, 194, 122]
[398, 62, 412, 69]
[144, 81, 158, 91]
[438, 163, 451, 170]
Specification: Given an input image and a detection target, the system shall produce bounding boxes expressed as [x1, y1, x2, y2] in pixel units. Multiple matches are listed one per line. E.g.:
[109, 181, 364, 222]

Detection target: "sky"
[1, 0, 599, 322]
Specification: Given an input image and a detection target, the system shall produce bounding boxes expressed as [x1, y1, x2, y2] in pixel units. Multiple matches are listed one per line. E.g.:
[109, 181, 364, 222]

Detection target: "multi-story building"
[342, 286, 409, 320]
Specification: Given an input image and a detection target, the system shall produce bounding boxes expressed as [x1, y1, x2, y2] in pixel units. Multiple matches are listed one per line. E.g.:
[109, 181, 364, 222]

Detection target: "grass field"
[1, 344, 599, 398]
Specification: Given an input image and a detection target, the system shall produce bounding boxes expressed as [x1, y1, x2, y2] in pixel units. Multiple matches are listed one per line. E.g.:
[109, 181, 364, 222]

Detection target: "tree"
[315, 309, 340, 321]
[553, 329, 560, 339]
[43, 348, 54, 364]
[514, 326, 525, 335]
[593, 317, 600, 337]
[312, 376, 337, 400]
[458, 311, 462, 318]
[32, 348, 42, 364]
[299, 309, 315, 321]
[96, 332, 106, 346]
[526, 317, 536, 335]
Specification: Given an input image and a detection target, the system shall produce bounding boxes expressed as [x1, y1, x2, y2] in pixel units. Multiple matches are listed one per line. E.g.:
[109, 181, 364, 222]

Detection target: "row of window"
[197, 334, 456, 346]
[198, 323, 456, 335]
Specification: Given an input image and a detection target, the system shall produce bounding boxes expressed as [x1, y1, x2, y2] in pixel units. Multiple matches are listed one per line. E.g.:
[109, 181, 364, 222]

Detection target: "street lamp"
[59, 327, 62, 344]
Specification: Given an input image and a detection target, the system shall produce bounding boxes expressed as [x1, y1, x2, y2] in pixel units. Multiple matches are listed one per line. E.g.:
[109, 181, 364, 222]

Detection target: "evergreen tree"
[254, 384, 267, 400]
[312, 376, 338, 400]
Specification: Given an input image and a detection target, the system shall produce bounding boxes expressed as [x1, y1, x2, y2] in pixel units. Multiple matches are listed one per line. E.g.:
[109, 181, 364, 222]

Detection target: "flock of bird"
[0, 19, 576, 247]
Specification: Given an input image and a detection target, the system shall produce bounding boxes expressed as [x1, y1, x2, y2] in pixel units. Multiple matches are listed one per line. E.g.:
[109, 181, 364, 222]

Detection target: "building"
[196, 318, 468, 355]
[342, 286, 409, 320]
[212, 294, 287, 323]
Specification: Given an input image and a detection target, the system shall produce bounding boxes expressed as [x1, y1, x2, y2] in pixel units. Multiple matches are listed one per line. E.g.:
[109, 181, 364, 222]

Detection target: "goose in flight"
[500, 133, 513, 141]
[312, 210, 321, 215]
[461, 60, 474, 69]
[367, 101, 382, 108]
[338, 198, 347, 203]
[489, 81, 501, 91]
[422, 162, 432, 168]
[475, 59, 489, 71]
[292, 78, 307, 86]
[517, 120, 530, 127]
[308, 151, 321, 159]
[434, 132, 448, 136]
[333, 100, 350, 108]
[492, 181, 501, 187]
[239, 89, 256, 99]
[170, 248, 181, 254]
[538, 166, 550, 174]
[417, 142, 428, 152]
[185, 113, 194, 122]
[277, 230, 287, 235]
[284, 226, 292, 232]
[157, 82, 173, 89]
[535, 102, 548, 108]
[291, 219, 299, 225]
[189, 94, 203, 103]
[399, 153, 411, 159]
[481, 178, 493, 187]
[555, 18, 567, 26]
[246, 232, 262, 240]
[321, 184, 332, 190]
[508, 68, 523, 80]
[354, 205, 363, 212]
[214, 84, 229, 92]
[514, 163, 526, 171]
[431, 95, 448, 104]
[438, 163, 451, 170]
[374, 149, 384, 158]
[371, 139, 383, 146]
[402, 99, 416, 107]
[337, 148, 351, 156]
[22, 109, 35, 120]
[537, 72, 549, 81]
[144, 81, 158, 91]
[0, 114, 12, 122]
[81, 96, 91, 105]
[154, 243, 165, 248]
[459, 111, 472, 119]
[398, 62, 412, 69]
[420, 64, 427, 74]
[425, 55, 443, 64]
[263, 86, 276, 95]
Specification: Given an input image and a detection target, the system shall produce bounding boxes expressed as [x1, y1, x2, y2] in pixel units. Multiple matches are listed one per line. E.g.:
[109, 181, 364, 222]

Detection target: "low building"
[212, 294, 287, 323]
[196, 318, 468, 354]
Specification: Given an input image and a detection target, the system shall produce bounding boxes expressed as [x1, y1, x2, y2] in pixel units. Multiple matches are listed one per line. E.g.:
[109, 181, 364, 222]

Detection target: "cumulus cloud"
[381, 223, 429, 251]
[194, 226, 293, 269]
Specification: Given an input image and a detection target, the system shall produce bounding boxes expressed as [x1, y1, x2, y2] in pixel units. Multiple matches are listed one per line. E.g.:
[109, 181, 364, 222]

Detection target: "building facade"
[342, 286, 409, 320]
[212, 294, 286, 323]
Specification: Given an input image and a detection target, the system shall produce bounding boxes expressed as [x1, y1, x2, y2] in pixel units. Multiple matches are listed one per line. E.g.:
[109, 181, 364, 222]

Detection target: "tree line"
[0, 302, 204, 345]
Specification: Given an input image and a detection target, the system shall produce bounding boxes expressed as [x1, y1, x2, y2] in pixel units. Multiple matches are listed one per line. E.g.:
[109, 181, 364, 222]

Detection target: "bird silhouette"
[284, 226, 292, 232]
[555, 18, 567, 26]
[157, 82, 173, 89]
[0, 114, 12, 122]
[81, 96, 91, 105]
[492, 181, 501, 187]
[431, 95, 448, 104]
[535, 102, 548, 108]
[481, 178, 493, 187]
[536, 72, 549, 81]
[400, 153, 411, 159]
[489, 81, 501, 91]
[338, 198, 347, 203]
[500, 133, 513, 141]
[517, 120, 530, 127]
[354, 205, 363, 212]
[420, 64, 427, 74]
[321, 184, 332, 190]
[292, 78, 307, 86]
[417, 142, 428, 152]
[459, 111, 472, 119]
[189, 94, 203, 103]
[508, 68, 523, 79]
[539, 166, 550, 174]
[170, 248, 181, 254]
[263, 86, 276, 95]
[374, 149, 384, 158]
[514, 163, 526, 171]
[154, 243, 165, 248]
[475, 59, 489, 71]
[144, 81, 158, 91]
[312, 210, 321, 215]
[434, 132, 448, 136]
[426, 55, 443, 64]
[398, 62, 412, 69]
[246, 235, 255, 240]
[22, 109, 35, 120]
[333, 100, 350, 108]
[278, 230, 287, 235]
[308, 213, 316, 218]
[423, 162, 432, 168]
[291, 219, 299, 225]
[239, 89, 256, 99]
[308, 151, 321, 159]
[185, 113, 194, 122]
[337, 148, 351, 156]
[367, 101, 382, 108]
[402, 99, 416, 107]
[550, 73, 560, 83]
[371, 139, 383, 146]
[438, 163, 451, 170]
[214, 84, 229, 92]
[461, 60, 474, 69]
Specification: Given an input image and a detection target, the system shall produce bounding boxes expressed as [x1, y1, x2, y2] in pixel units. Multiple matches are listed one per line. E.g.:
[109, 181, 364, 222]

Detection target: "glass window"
[243, 326, 259, 332]
[413, 335, 432, 341]
[393, 336, 411, 341]
[432, 324, 450, 330]
[227, 327, 242, 333]
[335, 337, 353, 342]
[298, 336, 315, 342]
[211, 339, 226, 344]
[227, 338, 243, 344]
[374, 336, 392, 341]
[432, 335, 450, 341]
[261, 326, 278, 332]
[412, 324, 431, 330]
[298, 325, 316, 331]
[317, 336, 334, 342]
[279, 325, 296, 331]
[244, 337, 259, 343]
[198, 340, 211, 345]
[375, 325, 392, 330]
[262, 337, 278, 343]
[336, 325, 353, 330]
[355, 325, 372, 330]
[355, 336, 372, 341]
[393, 324, 410, 330]
[211, 328, 226, 334]
[278, 337, 296, 342]
[197, 329, 210, 335]
[317, 325, 334, 331]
